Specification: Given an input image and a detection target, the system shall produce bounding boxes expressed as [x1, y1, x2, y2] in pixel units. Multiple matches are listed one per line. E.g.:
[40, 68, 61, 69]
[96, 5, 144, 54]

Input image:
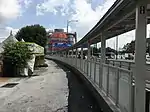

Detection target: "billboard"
[50, 38, 73, 44]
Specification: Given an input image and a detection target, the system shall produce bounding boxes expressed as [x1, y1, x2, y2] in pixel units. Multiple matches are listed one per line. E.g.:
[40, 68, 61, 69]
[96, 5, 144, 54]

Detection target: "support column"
[135, 1, 147, 112]
[100, 34, 106, 88]
[87, 42, 91, 60]
[76, 48, 78, 67]
[81, 46, 83, 59]
[87, 42, 91, 75]
[80, 46, 84, 71]
[92, 45, 93, 56]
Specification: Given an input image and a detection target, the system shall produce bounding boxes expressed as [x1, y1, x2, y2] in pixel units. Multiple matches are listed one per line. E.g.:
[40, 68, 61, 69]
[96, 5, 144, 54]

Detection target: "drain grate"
[1, 83, 19, 88]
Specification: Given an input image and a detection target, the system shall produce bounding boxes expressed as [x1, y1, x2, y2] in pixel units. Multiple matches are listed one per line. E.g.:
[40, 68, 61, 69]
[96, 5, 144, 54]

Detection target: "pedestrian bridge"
[47, 0, 150, 112]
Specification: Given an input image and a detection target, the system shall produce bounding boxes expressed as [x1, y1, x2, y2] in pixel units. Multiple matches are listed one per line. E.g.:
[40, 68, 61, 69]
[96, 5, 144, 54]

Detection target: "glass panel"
[88, 61, 91, 76]
[80, 59, 82, 71]
[78, 59, 80, 69]
[80, 59, 82, 70]
[95, 63, 100, 85]
[119, 70, 131, 112]
[82, 60, 85, 72]
[73, 58, 75, 66]
[109, 67, 117, 101]
[84, 60, 87, 74]
[77, 59, 79, 68]
[91, 62, 95, 81]
[102, 65, 108, 92]
[76, 59, 78, 68]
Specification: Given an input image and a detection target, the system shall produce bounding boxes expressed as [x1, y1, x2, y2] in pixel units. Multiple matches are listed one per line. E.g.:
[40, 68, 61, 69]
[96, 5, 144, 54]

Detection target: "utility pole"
[116, 36, 118, 59]
[66, 20, 78, 44]
[147, 30, 150, 56]
[66, 20, 78, 34]
[67, 20, 69, 34]
[74, 32, 77, 43]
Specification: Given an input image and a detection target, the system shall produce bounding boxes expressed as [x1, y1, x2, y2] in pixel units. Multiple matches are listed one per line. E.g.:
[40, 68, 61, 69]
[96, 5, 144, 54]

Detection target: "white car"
[146, 56, 150, 62]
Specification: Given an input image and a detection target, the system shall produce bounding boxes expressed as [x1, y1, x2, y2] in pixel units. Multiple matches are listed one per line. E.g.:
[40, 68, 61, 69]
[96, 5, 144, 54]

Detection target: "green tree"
[122, 40, 135, 54]
[16, 24, 47, 47]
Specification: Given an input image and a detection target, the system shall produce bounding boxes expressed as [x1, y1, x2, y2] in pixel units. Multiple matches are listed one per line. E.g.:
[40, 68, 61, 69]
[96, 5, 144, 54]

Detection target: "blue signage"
[53, 43, 72, 47]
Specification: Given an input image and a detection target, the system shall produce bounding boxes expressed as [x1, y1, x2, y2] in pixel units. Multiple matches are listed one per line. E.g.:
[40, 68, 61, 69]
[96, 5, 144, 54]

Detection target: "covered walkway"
[48, 0, 150, 112]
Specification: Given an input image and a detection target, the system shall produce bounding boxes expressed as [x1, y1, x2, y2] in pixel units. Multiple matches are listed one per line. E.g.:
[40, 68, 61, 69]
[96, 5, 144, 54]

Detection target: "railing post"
[76, 48, 78, 68]
[115, 68, 119, 105]
[129, 73, 134, 112]
[68, 50, 70, 64]
[90, 58, 92, 78]
[106, 65, 109, 96]
[134, 1, 147, 112]
[81, 46, 83, 71]
[94, 58, 96, 82]
[72, 49, 75, 66]
[87, 41, 91, 76]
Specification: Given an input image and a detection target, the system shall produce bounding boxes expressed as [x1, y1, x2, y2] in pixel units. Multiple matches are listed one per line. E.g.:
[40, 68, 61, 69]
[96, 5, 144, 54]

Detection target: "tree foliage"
[16, 24, 47, 47]
[122, 40, 135, 54]
[2, 42, 32, 67]
[122, 39, 150, 54]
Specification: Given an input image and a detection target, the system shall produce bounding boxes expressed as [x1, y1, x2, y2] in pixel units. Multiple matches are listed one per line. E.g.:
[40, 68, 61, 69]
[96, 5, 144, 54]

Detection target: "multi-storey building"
[46, 29, 76, 54]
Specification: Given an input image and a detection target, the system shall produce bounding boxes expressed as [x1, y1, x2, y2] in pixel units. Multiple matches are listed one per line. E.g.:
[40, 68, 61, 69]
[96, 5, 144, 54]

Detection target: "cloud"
[0, 26, 19, 42]
[69, 0, 115, 40]
[23, 0, 32, 8]
[36, 0, 150, 48]
[36, 0, 70, 16]
[0, 0, 32, 42]
[46, 24, 73, 33]
[0, 0, 21, 23]
[68, 0, 150, 48]
[0, 0, 32, 23]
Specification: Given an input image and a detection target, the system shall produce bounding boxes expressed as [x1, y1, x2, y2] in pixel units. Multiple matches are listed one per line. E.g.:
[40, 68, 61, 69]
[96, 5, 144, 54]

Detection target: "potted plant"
[2, 42, 32, 77]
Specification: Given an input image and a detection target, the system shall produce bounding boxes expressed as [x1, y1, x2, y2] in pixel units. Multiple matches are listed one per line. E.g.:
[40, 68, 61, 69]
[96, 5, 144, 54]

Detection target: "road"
[0, 60, 101, 112]
[0, 60, 68, 112]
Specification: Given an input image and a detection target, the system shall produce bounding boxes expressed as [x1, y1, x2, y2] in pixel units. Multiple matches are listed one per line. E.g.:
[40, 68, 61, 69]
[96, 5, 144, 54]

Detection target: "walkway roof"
[60, 0, 150, 51]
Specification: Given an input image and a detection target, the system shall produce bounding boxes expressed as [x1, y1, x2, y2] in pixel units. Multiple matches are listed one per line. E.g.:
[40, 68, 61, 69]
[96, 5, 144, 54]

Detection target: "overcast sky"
[0, 0, 150, 49]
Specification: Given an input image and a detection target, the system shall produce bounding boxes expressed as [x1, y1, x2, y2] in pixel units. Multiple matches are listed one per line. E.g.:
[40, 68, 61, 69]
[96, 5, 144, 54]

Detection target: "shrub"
[2, 42, 32, 67]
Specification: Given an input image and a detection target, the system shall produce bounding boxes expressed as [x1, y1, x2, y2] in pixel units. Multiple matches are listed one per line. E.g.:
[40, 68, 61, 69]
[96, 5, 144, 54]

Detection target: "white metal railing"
[47, 55, 134, 112]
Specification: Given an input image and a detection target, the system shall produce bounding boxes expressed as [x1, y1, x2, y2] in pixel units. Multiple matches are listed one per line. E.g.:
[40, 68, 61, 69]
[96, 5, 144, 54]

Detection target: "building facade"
[46, 29, 76, 54]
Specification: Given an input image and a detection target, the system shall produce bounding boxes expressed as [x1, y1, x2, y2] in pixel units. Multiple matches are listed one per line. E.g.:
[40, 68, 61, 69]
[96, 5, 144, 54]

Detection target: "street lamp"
[67, 20, 78, 33]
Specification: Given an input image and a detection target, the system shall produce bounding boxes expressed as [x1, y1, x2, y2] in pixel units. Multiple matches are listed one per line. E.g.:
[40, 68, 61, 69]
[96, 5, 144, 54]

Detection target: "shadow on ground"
[54, 62, 101, 112]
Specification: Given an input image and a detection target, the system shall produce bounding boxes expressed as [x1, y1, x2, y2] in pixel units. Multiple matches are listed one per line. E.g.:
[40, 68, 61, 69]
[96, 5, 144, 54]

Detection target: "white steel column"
[76, 48, 78, 67]
[87, 42, 91, 75]
[135, 1, 147, 112]
[81, 46, 84, 71]
[101, 36, 106, 63]
[100, 34, 106, 88]
[81, 46, 83, 59]
[87, 42, 91, 59]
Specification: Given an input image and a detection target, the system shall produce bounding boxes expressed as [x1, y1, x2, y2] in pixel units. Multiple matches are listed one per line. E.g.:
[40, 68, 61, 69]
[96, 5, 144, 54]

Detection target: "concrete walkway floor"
[0, 60, 68, 112]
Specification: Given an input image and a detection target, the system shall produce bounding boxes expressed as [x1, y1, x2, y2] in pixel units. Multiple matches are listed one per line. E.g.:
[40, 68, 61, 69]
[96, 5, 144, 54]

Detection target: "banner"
[53, 43, 72, 47]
